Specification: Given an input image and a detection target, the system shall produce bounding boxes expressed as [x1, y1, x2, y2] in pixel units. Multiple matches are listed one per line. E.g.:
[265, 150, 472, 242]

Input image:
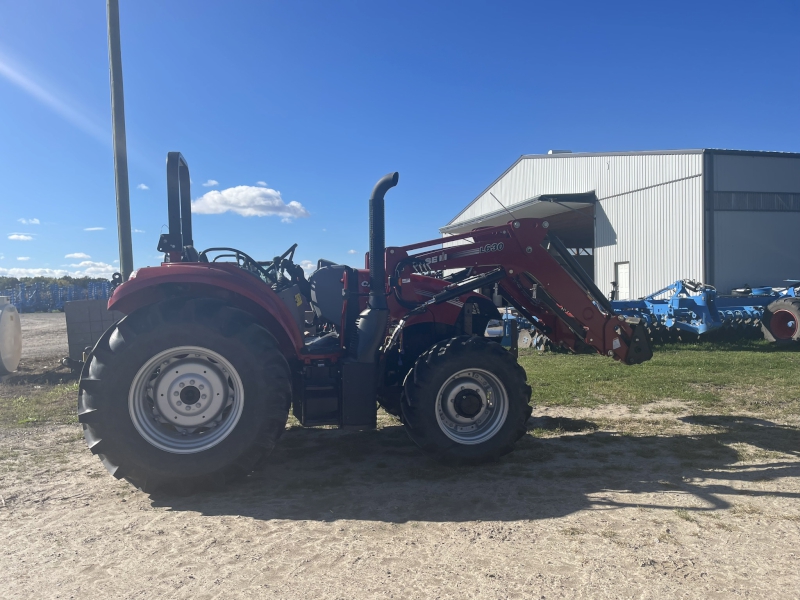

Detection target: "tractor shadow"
[150, 414, 800, 523]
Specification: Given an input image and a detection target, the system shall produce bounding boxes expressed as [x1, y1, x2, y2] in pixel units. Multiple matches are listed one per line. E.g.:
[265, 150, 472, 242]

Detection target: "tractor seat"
[308, 263, 350, 325]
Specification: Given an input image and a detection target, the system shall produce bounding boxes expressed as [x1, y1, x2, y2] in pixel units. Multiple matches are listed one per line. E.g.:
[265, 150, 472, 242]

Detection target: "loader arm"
[386, 218, 652, 365]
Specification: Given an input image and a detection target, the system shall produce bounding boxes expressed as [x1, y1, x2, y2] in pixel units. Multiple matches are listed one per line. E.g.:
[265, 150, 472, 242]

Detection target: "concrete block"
[64, 299, 120, 360]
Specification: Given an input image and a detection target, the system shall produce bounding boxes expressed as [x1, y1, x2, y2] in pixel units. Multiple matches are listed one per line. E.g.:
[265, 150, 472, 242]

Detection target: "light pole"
[106, 0, 134, 280]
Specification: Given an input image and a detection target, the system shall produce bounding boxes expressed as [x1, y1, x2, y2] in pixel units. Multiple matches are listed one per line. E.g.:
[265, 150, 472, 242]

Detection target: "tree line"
[0, 275, 110, 290]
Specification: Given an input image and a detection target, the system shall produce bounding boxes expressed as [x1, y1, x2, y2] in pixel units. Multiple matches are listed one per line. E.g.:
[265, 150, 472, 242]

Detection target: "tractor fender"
[107, 263, 304, 357]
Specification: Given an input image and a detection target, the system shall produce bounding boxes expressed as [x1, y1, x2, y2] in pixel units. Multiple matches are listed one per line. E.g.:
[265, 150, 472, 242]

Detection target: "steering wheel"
[260, 243, 298, 283]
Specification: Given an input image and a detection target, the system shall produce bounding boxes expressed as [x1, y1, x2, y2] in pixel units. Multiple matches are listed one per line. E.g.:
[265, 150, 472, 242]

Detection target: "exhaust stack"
[341, 172, 398, 428]
[368, 172, 399, 309]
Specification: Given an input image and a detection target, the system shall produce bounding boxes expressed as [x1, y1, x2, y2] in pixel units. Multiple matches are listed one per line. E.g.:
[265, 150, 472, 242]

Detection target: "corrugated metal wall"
[449, 152, 704, 299]
[711, 153, 800, 292]
[713, 212, 800, 293]
[713, 154, 800, 192]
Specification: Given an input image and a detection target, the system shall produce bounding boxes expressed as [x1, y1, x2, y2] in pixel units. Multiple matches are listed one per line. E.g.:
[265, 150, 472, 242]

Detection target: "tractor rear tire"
[762, 297, 800, 344]
[78, 297, 292, 494]
[401, 336, 532, 464]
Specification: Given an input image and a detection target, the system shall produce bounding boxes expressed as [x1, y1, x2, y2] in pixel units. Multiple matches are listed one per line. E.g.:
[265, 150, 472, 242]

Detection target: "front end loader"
[78, 152, 652, 493]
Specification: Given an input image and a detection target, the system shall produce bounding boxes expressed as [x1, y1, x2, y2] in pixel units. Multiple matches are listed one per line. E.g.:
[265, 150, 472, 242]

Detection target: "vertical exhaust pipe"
[355, 171, 398, 359]
[341, 172, 399, 428]
[368, 172, 399, 309]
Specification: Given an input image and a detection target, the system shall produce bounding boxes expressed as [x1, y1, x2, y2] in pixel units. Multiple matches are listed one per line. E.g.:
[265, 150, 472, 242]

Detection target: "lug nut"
[199, 384, 204, 390]
[179, 382, 185, 388]
[173, 391, 179, 396]
[201, 394, 207, 399]
[176, 400, 182, 406]
[196, 403, 202, 408]
[190, 380, 195, 385]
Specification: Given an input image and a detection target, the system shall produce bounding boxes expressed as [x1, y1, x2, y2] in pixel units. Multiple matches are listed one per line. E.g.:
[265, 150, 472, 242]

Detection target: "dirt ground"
[1, 314, 799, 599]
[13, 312, 69, 360]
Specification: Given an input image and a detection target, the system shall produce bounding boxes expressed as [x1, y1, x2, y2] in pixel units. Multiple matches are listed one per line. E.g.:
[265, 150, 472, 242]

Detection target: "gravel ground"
[17, 312, 68, 360]
[1, 413, 799, 599]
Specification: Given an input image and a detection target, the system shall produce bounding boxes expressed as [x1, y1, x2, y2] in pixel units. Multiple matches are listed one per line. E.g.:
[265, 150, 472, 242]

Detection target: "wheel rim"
[128, 346, 244, 454]
[435, 368, 509, 445]
[771, 310, 798, 340]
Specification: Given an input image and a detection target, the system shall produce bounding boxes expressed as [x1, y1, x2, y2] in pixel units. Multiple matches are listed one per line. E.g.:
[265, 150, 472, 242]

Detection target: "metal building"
[441, 149, 800, 299]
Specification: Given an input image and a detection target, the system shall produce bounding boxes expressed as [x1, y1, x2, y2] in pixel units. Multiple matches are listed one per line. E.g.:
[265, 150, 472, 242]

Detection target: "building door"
[615, 262, 630, 300]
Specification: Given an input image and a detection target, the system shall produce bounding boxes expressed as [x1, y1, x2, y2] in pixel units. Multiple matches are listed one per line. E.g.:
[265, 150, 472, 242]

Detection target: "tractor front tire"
[762, 297, 800, 344]
[401, 336, 532, 464]
[78, 298, 292, 494]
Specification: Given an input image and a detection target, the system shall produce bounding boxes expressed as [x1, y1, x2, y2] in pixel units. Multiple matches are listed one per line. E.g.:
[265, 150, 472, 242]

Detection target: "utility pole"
[106, 0, 134, 280]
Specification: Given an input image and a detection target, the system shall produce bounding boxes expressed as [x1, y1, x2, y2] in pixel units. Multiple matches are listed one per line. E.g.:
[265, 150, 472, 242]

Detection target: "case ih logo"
[424, 253, 448, 265]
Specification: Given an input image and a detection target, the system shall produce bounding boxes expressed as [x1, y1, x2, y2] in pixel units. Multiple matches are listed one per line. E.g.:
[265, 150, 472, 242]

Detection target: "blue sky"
[1, 0, 798, 279]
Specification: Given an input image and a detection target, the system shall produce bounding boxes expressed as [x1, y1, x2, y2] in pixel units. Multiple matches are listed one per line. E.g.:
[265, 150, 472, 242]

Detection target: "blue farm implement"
[1, 281, 112, 312]
[487, 308, 552, 351]
[611, 279, 800, 344]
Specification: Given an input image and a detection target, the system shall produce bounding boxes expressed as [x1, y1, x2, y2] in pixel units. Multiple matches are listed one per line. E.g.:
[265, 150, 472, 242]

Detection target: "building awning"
[439, 192, 597, 236]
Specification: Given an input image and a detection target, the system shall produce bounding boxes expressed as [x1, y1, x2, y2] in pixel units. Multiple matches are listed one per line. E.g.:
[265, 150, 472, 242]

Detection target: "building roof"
[439, 192, 596, 235]
[442, 148, 800, 232]
[519, 148, 800, 160]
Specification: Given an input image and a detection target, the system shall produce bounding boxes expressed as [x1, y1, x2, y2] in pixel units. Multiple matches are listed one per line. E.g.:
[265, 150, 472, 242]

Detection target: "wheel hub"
[453, 389, 483, 418]
[771, 309, 798, 340]
[129, 346, 244, 454]
[180, 385, 201, 404]
[151, 360, 230, 428]
[435, 369, 509, 445]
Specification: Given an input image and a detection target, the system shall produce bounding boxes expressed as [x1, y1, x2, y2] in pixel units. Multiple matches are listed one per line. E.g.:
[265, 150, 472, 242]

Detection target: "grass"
[0, 382, 79, 427]
[518, 339, 800, 413]
[674, 509, 698, 523]
[0, 340, 797, 433]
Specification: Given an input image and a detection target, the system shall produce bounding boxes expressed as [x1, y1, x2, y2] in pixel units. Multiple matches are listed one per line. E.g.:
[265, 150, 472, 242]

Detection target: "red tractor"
[79, 153, 652, 493]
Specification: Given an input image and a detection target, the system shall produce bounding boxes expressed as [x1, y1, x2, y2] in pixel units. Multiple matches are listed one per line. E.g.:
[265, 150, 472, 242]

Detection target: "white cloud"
[348, 249, 357, 254]
[66, 260, 117, 277]
[8, 234, 33, 241]
[133, 229, 145, 233]
[299, 260, 316, 276]
[17, 218, 39, 225]
[137, 183, 149, 190]
[0, 254, 4, 260]
[0, 260, 116, 279]
[256, 181, 267, 187]
[17, 256, 30, 261]
[192, 185, 310, 221]
[84, 227, 105, 231]
[65, 252, 91, 259]
[202, 179, 219, 187]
